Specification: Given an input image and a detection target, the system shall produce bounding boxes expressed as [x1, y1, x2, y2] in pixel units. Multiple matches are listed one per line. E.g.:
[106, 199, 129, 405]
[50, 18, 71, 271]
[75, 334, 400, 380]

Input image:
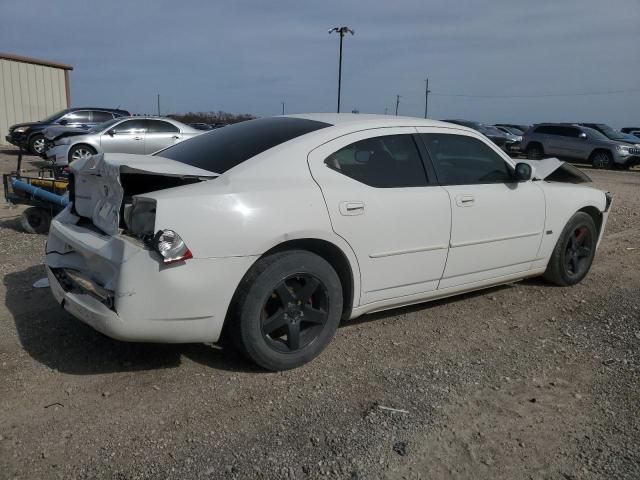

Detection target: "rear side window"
[421, 133, 512, 185]
[324, 135, 428, 188]
[146, 120, 179, 133]
[156, 117, 331, 174]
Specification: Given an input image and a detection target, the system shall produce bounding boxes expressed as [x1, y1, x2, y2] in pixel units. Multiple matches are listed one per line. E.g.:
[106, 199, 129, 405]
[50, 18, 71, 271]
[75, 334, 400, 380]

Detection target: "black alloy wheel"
[563, 225, 593, 280]
[230, 250, 343, 371]
[261, 274, 330, 353]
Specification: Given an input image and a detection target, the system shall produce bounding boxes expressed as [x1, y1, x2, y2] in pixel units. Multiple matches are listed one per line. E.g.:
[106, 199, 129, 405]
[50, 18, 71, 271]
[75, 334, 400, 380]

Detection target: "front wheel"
[543, 212, 597, 286]
[28, 134, 45, 155]
[68, 144, 96, 163]
[590, 150, 613, 169]
[526, 144, 543, 160]
[231, 250, 343, 371]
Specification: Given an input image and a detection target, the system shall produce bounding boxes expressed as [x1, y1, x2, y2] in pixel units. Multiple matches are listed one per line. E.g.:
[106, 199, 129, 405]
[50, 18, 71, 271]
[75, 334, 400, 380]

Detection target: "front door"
[308, 128, 451, 305]
[100, 119, 146, 155]
[417, 129, 545, 289]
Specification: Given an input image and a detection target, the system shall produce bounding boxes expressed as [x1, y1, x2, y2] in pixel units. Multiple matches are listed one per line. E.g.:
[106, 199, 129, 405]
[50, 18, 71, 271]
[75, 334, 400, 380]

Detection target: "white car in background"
[45, 114, 611, 370]
[43, 116, 202, 165]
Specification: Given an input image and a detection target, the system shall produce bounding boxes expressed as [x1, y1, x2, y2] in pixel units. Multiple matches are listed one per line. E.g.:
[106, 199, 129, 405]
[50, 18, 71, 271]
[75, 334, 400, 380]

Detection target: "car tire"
[526, 144, 543, 160]
[28, 134, 45, 155]
[20, 207, 52, 234]
[543, 212, 597, 286]
[68, 144, 97, 163]
[590, 150, 613, 169]
[230, 250, 343, 371]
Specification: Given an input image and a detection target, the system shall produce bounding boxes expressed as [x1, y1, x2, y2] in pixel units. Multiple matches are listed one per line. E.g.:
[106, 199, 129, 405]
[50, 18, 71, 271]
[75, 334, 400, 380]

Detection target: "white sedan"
[45, 114, 611, 370]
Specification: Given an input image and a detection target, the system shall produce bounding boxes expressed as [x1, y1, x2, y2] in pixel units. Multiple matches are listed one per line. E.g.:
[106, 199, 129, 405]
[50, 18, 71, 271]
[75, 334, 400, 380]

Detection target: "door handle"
[172, 135, 180, 139]
[133, 136, 143, 141]
[339, 201, 365, 216]
[455, 195, 475, 207]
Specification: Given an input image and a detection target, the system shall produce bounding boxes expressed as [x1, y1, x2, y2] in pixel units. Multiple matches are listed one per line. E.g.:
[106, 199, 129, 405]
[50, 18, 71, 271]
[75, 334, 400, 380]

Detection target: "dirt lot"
[0, 148, 638, 480]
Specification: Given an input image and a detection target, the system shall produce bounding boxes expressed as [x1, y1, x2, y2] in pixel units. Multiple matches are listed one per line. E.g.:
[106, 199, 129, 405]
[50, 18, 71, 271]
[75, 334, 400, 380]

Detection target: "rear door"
[99, 119, 146, 154]
[144, 120, 181, 154]
[417, 129, 545, 289]
[307, 128, 451, 305]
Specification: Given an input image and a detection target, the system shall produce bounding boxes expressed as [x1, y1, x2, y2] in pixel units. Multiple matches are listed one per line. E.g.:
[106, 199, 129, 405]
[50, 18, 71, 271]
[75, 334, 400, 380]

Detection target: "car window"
[112, 119, 147, 134]
[559, 127, 579, 138]
[63, 110, 92, 123]
[92, 111, 114, 122]
[156, 117, 330, 174]
[146, 120, 179, 133]
[324, 135, 428, 188]
[420, 133, 513, 185]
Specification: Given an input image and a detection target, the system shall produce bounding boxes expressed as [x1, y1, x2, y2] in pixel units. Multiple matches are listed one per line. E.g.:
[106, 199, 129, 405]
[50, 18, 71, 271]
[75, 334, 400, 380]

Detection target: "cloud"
[1, 0, 638, 125]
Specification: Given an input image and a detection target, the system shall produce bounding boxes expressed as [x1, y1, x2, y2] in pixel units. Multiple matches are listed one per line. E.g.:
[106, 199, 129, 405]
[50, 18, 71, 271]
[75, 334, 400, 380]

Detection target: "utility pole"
[281, 102, 285, 115]
[329, 26, 355, 113]
[395, 94, 401, 116]
[157, 93, 161, 116]
[424, 77, 430, 119]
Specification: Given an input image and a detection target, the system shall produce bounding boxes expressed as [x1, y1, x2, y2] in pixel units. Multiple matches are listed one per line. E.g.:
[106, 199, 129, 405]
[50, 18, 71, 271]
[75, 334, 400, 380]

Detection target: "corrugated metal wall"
[0, 58, 68, 146]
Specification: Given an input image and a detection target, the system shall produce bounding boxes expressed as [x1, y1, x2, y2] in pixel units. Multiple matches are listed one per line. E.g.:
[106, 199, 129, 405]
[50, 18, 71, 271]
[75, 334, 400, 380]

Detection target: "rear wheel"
[231, 250, 343, 371]
[20, 207, 52, 234]
[590, 150, 613, 169]
[526, 143, 543, 160]
[68, 144, 96, 163]
[543, 212, 597, 286]
[28, 134, 45, 155]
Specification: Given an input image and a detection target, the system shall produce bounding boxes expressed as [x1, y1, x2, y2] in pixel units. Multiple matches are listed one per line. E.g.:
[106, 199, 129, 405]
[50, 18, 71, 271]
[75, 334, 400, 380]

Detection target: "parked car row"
[188, 122, 227, 131]
[442, 120, 523, 154]
[43, 116, 203, 165]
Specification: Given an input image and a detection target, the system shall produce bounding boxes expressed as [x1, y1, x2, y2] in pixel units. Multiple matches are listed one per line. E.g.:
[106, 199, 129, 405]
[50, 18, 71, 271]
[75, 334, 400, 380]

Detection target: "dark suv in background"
[6, 107, 130, 154]
[520, 123, 640, 169]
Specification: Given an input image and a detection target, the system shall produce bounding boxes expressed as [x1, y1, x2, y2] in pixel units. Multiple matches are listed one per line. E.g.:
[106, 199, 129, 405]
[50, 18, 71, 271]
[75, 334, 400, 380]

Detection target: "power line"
[430, 88, 640, 99]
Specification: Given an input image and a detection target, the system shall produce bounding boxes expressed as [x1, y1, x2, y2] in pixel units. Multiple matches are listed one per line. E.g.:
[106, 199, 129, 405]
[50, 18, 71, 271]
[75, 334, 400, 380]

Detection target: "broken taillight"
[152, 229, 193, 264]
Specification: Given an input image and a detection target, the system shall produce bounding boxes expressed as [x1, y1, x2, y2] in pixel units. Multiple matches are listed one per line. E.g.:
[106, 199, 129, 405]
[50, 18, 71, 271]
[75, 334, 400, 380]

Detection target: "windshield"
[41, 109, 68, 123]
[583, 127, 609, 141]
[89, 118, 122, 133]
[593, 124, 625, 140]
[479, 125, 504, 136]
[155, 117, 331, 174]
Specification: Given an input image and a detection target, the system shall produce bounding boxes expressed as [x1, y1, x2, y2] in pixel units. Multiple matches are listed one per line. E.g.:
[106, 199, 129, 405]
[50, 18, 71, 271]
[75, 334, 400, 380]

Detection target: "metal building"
[0, 52, 73, 146]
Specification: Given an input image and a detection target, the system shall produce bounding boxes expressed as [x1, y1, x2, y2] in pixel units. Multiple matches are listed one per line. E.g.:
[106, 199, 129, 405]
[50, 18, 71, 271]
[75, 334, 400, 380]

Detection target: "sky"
[1, 0, 639, 126]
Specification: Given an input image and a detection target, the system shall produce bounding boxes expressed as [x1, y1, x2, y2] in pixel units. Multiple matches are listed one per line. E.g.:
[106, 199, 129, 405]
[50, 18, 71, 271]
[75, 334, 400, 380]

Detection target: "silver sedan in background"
[44, 117, 203, 165]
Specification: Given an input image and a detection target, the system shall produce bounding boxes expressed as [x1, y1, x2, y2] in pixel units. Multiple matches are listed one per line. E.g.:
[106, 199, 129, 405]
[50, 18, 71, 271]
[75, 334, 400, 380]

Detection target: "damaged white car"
[45, 114, 612, 370]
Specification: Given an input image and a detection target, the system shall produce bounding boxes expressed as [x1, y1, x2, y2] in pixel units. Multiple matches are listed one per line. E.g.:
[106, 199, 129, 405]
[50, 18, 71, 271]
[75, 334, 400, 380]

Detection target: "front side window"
[112, 119, 147, 134]
[146, 120, 179, 133]
[324, 135, 428, 188]
[63, 110, 92, 123]
[420, 133, 513, 185]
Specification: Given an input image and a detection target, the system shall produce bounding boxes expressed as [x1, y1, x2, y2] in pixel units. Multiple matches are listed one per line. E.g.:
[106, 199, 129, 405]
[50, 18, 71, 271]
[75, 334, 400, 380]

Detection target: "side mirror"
[59, 119, 68, 126]
[579, 132, 587, 139]
[514, 162, 533, 182]
[107, 129, 115, 136]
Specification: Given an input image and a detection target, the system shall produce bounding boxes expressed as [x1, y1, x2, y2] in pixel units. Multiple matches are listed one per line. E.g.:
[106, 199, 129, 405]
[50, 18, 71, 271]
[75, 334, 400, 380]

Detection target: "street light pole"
[395, 94, 401, 116]
[424, 77, 430, 119]
[329, 26, 354, 113]
[281, 101, 285, 115]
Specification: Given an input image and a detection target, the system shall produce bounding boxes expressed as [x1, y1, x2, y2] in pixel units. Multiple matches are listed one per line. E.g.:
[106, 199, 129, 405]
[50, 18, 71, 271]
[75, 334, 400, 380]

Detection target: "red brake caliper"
[575, 227, 588, 242]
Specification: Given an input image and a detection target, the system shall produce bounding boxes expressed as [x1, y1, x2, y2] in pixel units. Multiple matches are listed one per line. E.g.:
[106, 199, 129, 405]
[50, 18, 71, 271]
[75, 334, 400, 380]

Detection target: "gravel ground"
[0, 149, 638, 479]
